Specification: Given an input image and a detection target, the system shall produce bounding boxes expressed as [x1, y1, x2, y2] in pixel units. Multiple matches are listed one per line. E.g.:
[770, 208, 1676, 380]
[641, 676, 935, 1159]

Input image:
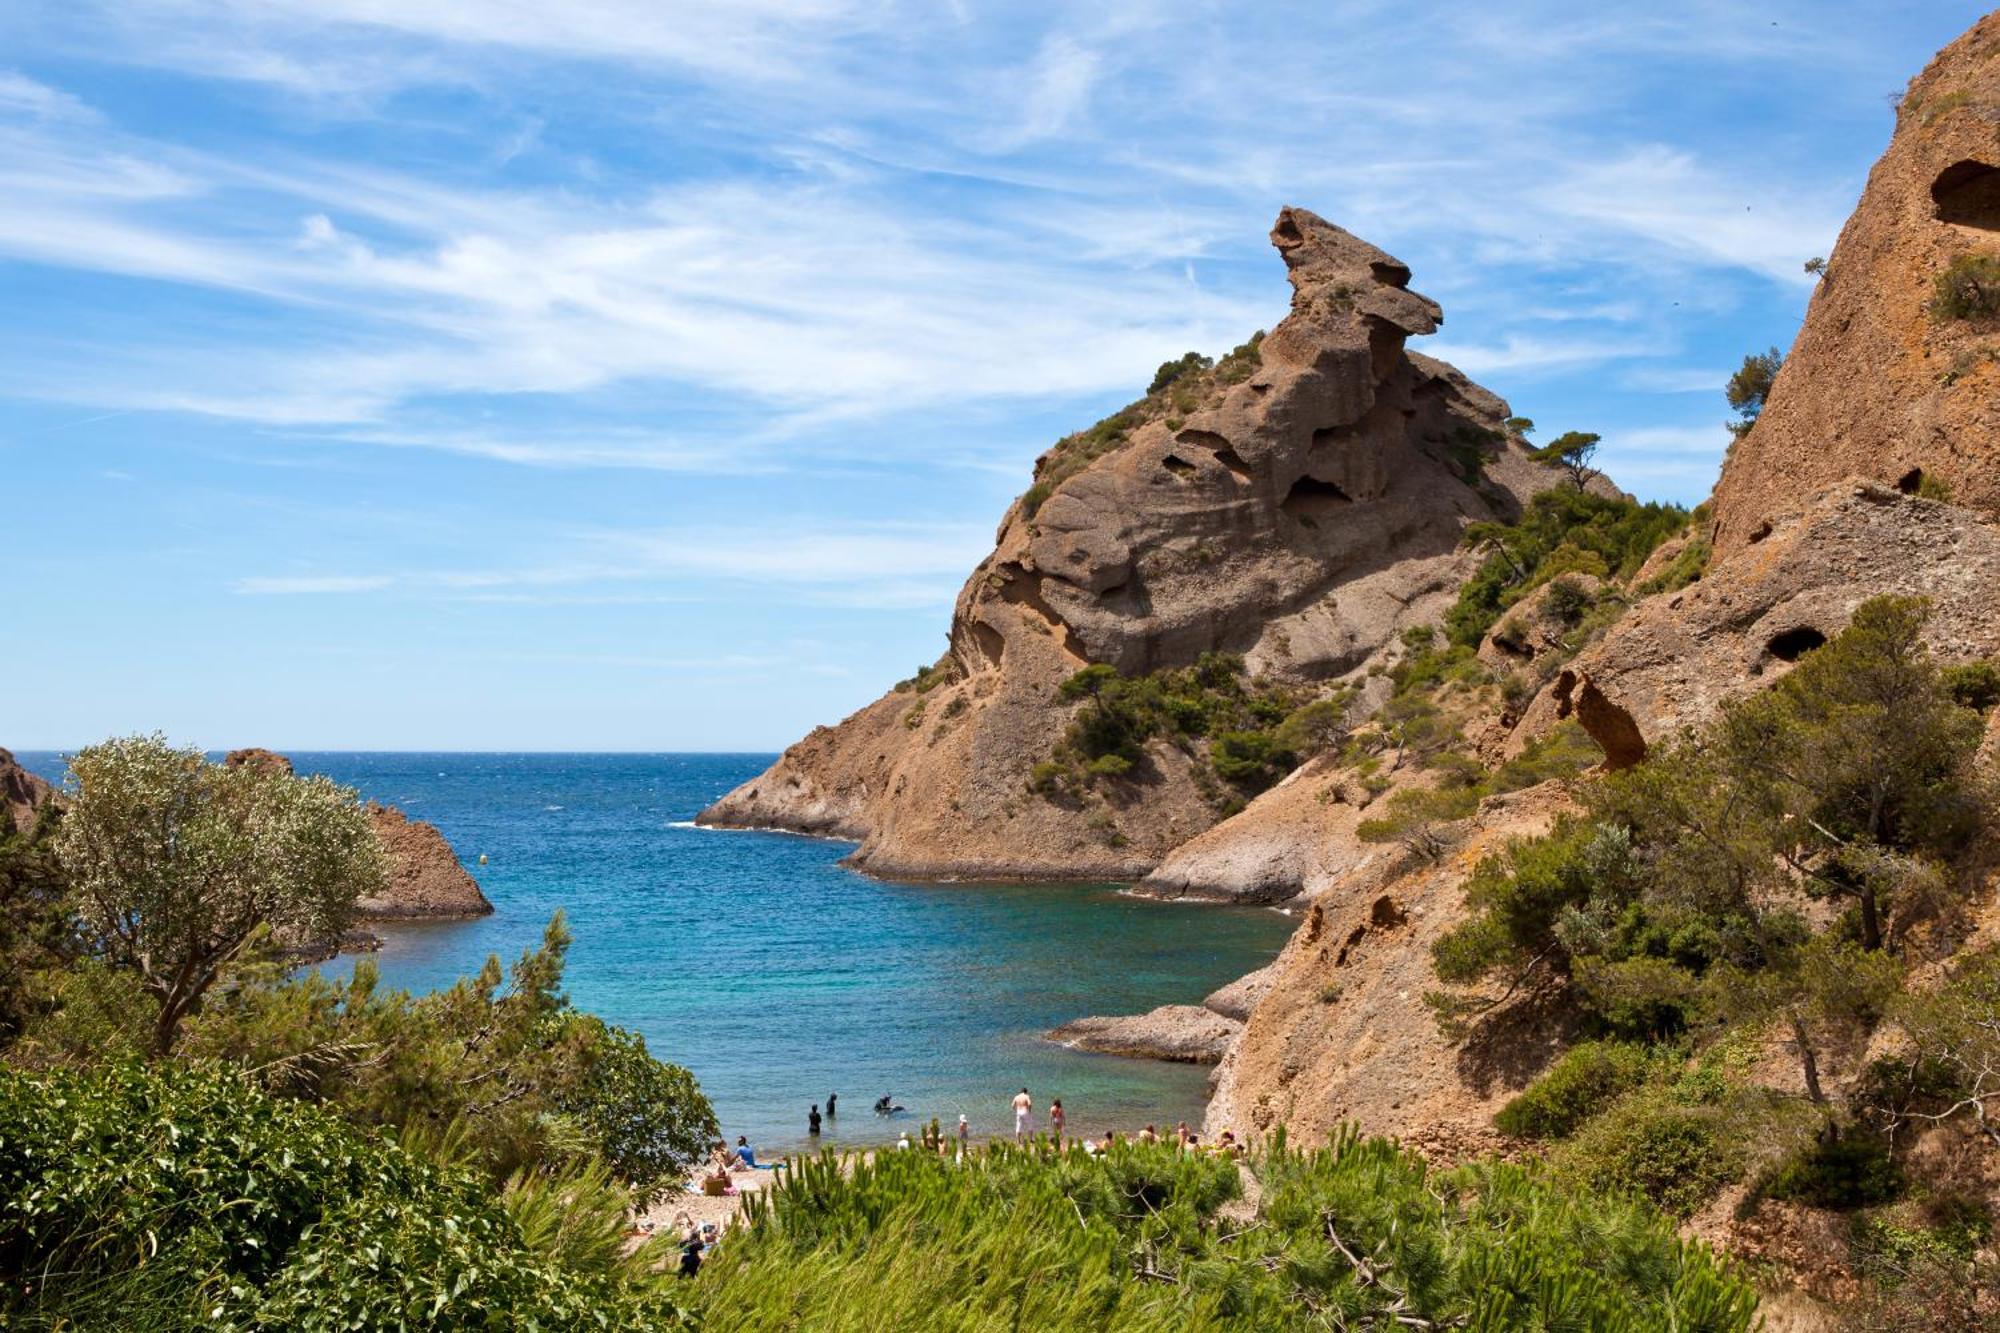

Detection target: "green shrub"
[1149, 351, 1212, 394]
[1762, 1135, 1902, 1209]
[1042, 654, 1306, 798]
[1930, 252, 2000, 321]
[1556, 1089, 1741, 1218]
[1941, 659, 2000, 711]
[1496, 1041, 1651, 1140]
[1444, 489, 1690, 648]
[0, 1061, 690, 1330]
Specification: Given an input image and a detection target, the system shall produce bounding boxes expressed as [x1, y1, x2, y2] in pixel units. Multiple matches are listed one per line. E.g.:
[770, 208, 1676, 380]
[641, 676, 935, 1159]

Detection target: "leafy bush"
[1038, 653, 1307, 799]
[1496, 1041, 1651, 1140]
[1149, 350, 1212, 394]
[695, 1129, 1759, 1331]
[1929, 252, 2000, 321]
[1555, 1088, 1742, 1218]
[1444, 489, 1690, 648]
[174, 914, 716, 1198]
[1762, 1135, 1903, 1209]
[1941, 659, 2000, 712]
[0, 1061, 691, 1330]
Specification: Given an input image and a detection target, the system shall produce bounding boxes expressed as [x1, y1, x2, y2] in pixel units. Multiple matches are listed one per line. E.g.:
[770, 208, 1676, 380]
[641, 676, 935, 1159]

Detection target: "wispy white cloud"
[230, 519, 991, 609]
[0, 71, 99, 122]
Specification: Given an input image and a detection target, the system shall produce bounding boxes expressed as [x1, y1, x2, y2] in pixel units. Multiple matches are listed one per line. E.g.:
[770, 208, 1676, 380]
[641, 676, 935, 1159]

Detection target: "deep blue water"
[17, 752, 1290, 1152]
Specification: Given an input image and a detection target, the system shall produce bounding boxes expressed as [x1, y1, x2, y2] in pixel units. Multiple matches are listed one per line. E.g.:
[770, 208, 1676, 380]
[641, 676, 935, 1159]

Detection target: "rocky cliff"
[223, 749, 493, 921]
[1709, 12, 2000, 557]
[0, 748, 53, 835]
[1199, 18, 2000, 1287]
[700, 209, 1571, 877]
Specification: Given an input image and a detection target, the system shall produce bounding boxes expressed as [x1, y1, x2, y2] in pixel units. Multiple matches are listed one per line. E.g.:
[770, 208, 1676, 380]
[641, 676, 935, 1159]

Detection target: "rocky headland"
[698, 209, 1586, 878]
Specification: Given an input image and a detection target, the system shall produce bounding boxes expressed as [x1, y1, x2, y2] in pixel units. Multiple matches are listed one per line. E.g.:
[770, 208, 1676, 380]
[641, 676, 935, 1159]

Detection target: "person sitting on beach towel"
[734, 1135, 778, 1170]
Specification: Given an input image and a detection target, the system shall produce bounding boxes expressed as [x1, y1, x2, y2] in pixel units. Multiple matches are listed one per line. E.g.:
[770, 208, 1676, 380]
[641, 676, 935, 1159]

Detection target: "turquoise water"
[16, 752, 1291, 1153]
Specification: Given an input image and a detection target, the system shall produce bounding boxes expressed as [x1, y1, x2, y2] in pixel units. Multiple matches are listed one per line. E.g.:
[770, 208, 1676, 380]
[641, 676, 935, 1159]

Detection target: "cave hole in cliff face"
[1766, 626, 1826, 662]
[1932, 160, 2000, 230]
[1897, 467, 1924, 494]
[1272, 212, 1304, 247]
[1283, 475, 1353, 532]
[1161, 453, 1197, 480]
[1177, 428, 1253, 481]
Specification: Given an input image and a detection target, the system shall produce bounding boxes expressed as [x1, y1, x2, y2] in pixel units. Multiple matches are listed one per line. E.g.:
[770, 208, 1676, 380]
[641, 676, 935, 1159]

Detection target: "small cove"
[19, 751, 1293, 1153]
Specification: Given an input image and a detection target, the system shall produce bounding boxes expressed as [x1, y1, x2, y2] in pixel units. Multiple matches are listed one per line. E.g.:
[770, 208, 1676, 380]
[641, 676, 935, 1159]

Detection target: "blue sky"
[1, 2, 1984, 751]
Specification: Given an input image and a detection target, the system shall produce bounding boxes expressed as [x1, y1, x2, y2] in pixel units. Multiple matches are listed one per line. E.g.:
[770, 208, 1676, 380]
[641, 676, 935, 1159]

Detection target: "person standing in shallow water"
[1011, 1087, 1033, 1142]
[825, 1092, 836, 1118]
[1049, 1098, 1065, 1146]
[808, 1104, 821, 1137]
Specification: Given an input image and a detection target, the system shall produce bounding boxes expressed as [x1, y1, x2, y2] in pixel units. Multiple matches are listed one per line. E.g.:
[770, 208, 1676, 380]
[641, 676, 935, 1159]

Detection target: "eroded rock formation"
[1709, 13, 2000, 556]
[702, 209, 1571, 878]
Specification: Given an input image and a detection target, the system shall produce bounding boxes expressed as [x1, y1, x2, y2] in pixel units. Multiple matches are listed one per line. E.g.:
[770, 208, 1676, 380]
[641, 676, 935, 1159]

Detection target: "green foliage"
[1270, 693, 1352, 757]
[1529, 430, 1601, 490]
[1039, 653, 1306, 800]
[51, 735, 385, 1055]
[1442, 424, 1499, 483]
[556, 1017, 718, 1207]
[1445, 488, 1690, 648]
[1941, 659, 2000, 711]
[1929, 251, 2000, 321]
[1871, 947, 2000, 1153]
[1762, 1135, 1902, 1209]
[1914, 471, 1955, 502]
[1725, 347, 1784, 427]
[174, 914, 716, 1199]
[0, 1060, 691, 1330]
[1149, 350, 1212, 394]
[1635, 531, 1711, 596]
[1553, 1085, 1743, 1218]
[694, 1130, 1758, 1331]
[0, 800, 71, 1046]
[1496, 1041, 1652, 1140]
[891, 659, 955, 694]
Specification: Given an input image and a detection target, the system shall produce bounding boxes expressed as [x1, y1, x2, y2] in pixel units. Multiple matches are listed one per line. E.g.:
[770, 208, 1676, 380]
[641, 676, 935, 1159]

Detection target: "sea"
[16, 752, 1292, 1153]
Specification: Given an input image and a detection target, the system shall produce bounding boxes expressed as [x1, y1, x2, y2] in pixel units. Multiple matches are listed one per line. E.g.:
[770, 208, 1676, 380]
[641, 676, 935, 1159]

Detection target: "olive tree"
[52, 735, 384, 1055]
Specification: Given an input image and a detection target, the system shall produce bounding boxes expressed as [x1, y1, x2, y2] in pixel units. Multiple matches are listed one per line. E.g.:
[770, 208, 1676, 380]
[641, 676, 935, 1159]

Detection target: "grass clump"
[694, 1128, 1759, 1331]
[1496, 1040, 1652, 1140]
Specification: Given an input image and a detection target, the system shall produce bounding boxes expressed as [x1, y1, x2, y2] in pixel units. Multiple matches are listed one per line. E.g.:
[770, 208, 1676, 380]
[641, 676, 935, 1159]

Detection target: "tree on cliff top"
[1530, 431, 1601, 491]
[51, 734, 384, 1055]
